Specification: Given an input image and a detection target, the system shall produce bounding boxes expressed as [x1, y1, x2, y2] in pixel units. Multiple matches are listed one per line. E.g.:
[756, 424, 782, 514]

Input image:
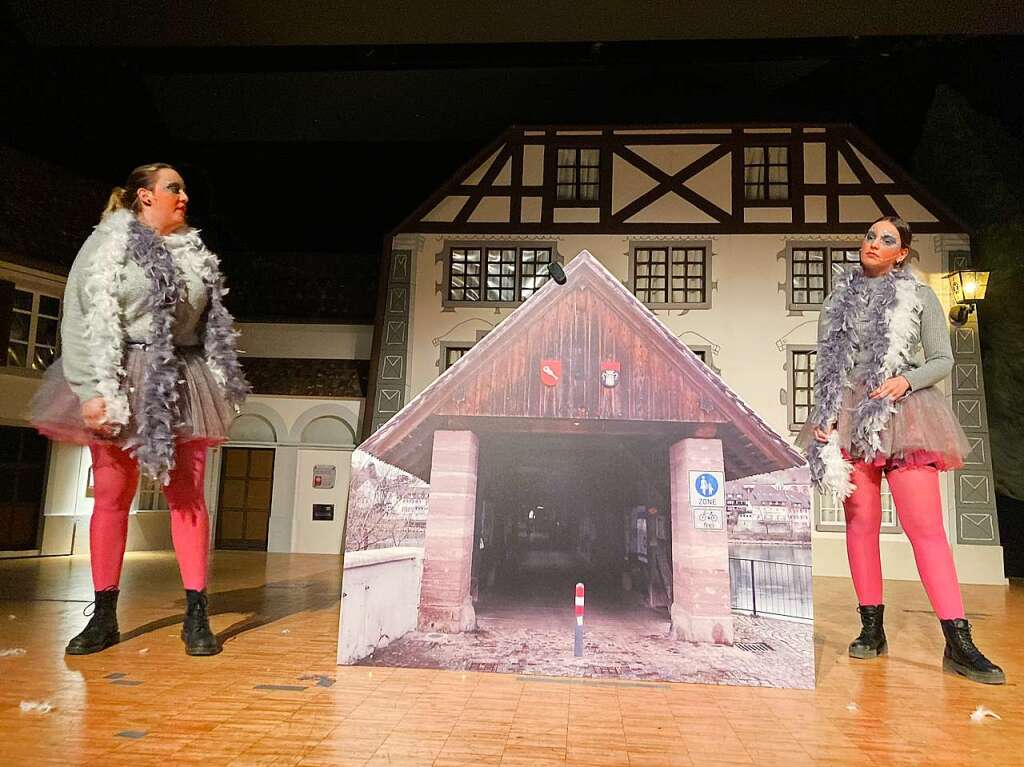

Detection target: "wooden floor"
[0, 552, 1021, 766]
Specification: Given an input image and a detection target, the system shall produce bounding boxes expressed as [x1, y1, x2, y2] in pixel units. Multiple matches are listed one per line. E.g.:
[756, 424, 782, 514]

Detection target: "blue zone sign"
[688, 470, 725, 508]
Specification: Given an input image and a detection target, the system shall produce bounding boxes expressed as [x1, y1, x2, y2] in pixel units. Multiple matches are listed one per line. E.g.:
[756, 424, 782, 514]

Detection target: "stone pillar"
[417, 430, 479, 633]
[668, 438, 733, 644]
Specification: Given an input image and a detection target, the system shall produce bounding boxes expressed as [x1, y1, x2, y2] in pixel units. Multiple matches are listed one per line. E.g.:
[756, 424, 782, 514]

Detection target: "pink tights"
[89, 441, 210, 592]
[844, 461, 965, 620]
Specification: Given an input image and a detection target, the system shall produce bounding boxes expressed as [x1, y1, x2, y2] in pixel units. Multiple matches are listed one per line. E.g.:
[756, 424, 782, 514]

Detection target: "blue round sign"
[694, 473, 719, 498]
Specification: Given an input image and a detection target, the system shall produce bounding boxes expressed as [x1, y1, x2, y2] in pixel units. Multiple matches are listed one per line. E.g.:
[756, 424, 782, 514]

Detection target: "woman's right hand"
[813, 424, 836, 444]
[82, 397, 115, 436]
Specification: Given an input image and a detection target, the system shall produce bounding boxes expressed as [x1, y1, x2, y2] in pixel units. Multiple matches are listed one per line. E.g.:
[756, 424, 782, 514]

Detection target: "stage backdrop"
[338, 251, 813, 689]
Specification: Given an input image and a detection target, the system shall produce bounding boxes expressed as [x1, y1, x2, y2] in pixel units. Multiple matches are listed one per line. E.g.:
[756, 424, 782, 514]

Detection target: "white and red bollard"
[574, 582, 584, 657]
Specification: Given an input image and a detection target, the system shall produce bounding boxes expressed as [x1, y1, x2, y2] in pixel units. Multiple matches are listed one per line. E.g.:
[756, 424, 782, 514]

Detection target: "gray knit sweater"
[61, 225, 211, 403]
[816, 276, 953, 393]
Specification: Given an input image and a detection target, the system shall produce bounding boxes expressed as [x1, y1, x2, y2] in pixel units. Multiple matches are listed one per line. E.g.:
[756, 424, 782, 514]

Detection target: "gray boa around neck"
[119, 217, 250, 483]
[806, 266, 921, 499]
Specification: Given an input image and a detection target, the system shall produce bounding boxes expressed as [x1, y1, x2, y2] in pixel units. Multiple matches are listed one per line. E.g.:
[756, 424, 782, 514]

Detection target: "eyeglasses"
[864, 229, 900, 248]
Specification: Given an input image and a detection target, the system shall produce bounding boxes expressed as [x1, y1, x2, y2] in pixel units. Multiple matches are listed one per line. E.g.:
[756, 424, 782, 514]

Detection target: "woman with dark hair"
[798, 216, 1004, 684]
[32, 163, 249, 656]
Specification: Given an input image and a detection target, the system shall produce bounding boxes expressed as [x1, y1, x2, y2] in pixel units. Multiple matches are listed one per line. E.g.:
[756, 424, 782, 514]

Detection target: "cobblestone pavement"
[357, 605, 814, 689]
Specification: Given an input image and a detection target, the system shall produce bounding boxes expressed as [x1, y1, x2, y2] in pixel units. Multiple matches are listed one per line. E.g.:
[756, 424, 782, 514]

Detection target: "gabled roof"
[394, 123, 969, 236]
[360, 250, 805, 482]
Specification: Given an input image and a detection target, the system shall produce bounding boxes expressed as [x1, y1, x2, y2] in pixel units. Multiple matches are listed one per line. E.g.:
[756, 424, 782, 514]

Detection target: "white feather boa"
[819, 431, 856, 500]
[163, 227, 232, 389]
[80, 209, 245, 431]
[80, 210, 133, 427]
[813, 269, 923, 500]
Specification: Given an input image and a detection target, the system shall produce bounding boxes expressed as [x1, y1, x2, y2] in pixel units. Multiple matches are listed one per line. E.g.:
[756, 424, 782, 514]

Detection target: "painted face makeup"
[859, 221, 908, 276]
[141, 169, 189, 235]
[864, 229, 900, 249]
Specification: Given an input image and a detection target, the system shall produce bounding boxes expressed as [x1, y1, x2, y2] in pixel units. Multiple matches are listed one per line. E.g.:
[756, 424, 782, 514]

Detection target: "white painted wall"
[236, 322, 373, 360]
[215, 395, 363, 554]
[292, 448, 353, 554]
[337, 547, 424, 664]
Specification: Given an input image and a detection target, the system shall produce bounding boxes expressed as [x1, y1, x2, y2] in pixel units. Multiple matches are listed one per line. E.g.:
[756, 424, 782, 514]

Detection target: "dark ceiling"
[2, 4, 1022, 321]
[6, 0, 1024, 46]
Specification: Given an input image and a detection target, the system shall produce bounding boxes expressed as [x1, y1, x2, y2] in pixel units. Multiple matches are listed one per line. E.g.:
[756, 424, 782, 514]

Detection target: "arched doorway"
[216, 414, 278, 550]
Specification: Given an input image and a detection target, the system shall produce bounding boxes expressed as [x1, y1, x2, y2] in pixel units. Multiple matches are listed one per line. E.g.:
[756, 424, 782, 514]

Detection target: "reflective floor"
[0, 551, 1020, 766]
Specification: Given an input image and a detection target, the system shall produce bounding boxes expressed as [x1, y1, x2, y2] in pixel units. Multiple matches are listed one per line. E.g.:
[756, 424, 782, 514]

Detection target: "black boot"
[182, 589, 221, 656]
[940, 619, 1005, 685]
[849, 604, 887, 659]
[66, 589, 120, 655]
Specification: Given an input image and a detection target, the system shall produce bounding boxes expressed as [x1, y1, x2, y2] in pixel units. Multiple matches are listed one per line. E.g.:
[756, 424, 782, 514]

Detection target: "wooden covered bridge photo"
[339, 251, 814, 688]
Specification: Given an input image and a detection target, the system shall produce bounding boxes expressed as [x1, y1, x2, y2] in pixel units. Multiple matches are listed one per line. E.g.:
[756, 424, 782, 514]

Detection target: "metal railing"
[729, 557, 813, 621]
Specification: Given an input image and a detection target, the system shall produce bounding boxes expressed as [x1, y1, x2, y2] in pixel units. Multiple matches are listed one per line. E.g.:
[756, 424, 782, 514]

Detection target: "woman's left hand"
[869, 375, 911, 401]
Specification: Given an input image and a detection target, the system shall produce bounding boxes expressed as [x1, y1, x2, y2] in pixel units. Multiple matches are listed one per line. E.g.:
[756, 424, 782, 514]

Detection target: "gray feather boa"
[124, 220, 184, 484]
[807, 266, 921, 499]
[88, 212, 250, 483]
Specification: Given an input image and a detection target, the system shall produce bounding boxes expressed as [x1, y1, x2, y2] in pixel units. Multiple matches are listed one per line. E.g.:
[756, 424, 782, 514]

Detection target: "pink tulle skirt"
[796, 382, 970, 472]
[31, 347, 235, 447]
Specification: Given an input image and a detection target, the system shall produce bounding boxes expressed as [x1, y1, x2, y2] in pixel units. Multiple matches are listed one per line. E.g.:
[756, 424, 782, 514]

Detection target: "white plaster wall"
[223, 395, 362, 554]
[241, 395, 362, 441]
[337, 547, 424, 664]
[292, 447, 353, 555]
[236, 323, 373, 360]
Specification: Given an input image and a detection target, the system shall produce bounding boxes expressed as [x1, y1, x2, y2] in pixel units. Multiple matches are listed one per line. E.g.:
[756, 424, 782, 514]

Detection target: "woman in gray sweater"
[32, 163, 249, 656]
[798, 216, 1003, 685]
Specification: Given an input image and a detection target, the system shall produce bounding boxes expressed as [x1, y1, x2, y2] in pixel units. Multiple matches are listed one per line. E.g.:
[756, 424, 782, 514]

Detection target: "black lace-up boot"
[940, 619, 1005, 685]
[66, 589, 120, 655]
[848, 604, 887, 659]
[182, 589, 221, 656]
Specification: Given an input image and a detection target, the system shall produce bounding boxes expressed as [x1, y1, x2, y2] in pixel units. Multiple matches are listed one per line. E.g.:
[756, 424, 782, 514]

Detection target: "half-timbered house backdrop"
[362, 123, 1002, 586]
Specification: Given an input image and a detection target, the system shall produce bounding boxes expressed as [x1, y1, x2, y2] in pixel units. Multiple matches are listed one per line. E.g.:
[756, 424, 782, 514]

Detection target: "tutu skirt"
[31, 347, 235, 448]
[796, 382, 970, 471]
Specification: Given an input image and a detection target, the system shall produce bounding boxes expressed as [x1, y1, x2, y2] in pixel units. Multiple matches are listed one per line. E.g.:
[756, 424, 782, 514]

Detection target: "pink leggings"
[844, 461, 965, 620]
[89, 441, 210, 591]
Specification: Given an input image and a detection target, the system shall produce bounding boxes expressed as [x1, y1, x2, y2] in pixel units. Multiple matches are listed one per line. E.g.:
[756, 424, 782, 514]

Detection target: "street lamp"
[946, 269, 990, 326]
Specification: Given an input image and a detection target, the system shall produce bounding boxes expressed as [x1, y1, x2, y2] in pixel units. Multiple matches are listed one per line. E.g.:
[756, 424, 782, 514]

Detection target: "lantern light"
[946, 269, 991, 326]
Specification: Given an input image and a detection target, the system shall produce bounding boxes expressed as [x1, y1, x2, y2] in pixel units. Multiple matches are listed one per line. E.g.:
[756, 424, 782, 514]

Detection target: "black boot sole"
[65, 632, 120, 655]
[184, 642, 222, 656]
[943, 656, 1006, 685]
[849, 641, 887, 659]
[181, 629, 222, 656]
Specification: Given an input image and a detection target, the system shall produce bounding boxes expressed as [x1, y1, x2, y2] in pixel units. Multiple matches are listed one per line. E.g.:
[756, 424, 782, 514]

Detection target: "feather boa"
[82, 210, 250, 483]
[806, 266, 922, 499]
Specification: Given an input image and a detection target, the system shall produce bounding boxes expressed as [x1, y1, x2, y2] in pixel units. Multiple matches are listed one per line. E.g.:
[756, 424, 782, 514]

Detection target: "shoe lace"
[186, 593, 209, 621]
[82, 586, 118, 617]
[856, 607, 882, 639]
[952, 622, 991, 664]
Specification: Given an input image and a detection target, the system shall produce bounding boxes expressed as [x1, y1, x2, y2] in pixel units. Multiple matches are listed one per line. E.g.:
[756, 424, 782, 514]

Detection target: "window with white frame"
[787, 346, 816, 430]
[7, 288, 61, 371]
[744, 145, 790, 202]
[444, 244, 557, 307]
[556, 148, 600, 202]
[816, 479, 900, 532]
[787, 244, 860, 309]
[629, 243, 711, 309]
[137, 475, 169, 511]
